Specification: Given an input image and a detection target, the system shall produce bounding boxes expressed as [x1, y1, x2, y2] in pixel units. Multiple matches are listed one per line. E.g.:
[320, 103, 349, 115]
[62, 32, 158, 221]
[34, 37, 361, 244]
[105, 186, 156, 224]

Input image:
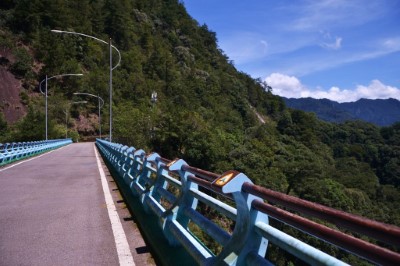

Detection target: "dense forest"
[0, 0, 399, 264]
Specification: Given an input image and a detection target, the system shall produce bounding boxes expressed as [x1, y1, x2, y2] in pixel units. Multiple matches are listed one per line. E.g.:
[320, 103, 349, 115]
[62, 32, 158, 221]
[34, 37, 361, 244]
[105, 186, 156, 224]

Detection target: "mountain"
[1, 2, 400, 261]
[283, 97, 400, 126]
[0, 0, 285, 163]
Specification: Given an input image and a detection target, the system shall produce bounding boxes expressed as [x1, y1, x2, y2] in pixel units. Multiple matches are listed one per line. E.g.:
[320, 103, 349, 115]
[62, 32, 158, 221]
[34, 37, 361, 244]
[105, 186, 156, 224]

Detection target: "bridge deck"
[0, 143, 153, 266]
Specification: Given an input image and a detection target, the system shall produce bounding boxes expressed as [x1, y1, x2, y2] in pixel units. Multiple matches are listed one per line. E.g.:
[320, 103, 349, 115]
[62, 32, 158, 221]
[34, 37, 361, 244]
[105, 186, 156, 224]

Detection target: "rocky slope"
[0, 46, 26, 123]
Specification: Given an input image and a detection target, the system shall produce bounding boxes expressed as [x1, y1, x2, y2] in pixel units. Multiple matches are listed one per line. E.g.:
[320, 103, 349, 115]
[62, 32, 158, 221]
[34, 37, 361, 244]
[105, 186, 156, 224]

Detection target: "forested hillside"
[1, 0, 399, 264]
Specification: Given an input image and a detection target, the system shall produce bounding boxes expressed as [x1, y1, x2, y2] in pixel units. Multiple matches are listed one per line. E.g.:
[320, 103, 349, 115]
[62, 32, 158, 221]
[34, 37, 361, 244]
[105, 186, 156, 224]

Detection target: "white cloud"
[265, 73, 400, 103]
[355, 80, 400, 100]
[259, 35, 400, 78]
[287, 0, 387, 32]
[382, 37, 400, 51]
[265, 73, 305, 97]
[321, 36, 342, 50]
[260, 40, 268, 54]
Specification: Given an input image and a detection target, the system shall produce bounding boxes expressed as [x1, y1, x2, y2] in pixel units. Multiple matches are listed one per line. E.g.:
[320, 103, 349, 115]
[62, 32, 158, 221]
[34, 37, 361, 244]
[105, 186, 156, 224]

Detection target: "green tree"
[0, 113, 8, 142]
[10, 47, 33, 78]
[299, 178, 355, 211]
[332, 157, 379, 197]
[113, 101, 150, 149]
[12, 106, 46, 141]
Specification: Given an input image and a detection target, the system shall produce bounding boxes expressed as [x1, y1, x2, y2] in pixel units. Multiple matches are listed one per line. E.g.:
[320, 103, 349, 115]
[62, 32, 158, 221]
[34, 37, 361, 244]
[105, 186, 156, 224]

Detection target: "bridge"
[1, 139, 400, 265]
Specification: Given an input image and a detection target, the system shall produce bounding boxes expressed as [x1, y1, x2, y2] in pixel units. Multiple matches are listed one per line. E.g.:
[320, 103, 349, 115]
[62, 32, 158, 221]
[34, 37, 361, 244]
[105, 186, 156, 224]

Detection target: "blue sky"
[183, 0, 400, 102]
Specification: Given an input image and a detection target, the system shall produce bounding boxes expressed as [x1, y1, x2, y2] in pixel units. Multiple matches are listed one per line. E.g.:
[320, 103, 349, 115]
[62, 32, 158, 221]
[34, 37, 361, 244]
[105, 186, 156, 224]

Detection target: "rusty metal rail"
[190, 171, 400, 264]
[242, 183, 400, 247]
[251, 199, 400, 265]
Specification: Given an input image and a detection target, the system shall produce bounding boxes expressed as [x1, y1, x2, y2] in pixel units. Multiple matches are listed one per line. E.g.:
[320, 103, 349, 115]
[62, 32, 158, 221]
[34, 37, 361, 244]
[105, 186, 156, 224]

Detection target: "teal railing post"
[207, 170, 268, 265]
[128, 149, 145, 185]
[162, 159, 199, 246]
[128, 149, 146, 197]
[138, 153, 161, 213]
[121, 147, 135, 184]
[145, 153, 165, 204]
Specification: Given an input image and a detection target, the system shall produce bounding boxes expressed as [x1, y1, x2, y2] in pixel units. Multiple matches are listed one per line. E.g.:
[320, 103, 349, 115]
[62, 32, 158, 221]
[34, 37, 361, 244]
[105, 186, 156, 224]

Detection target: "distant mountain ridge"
[283, 97, 400, 126]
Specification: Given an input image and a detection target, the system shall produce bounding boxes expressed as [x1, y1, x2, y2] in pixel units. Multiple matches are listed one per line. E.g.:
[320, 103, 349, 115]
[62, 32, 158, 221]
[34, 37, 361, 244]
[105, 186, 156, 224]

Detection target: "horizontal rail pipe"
[96, 139, 400, 266]
[252, 200, 400, 265]
[242, 183, 400, 247]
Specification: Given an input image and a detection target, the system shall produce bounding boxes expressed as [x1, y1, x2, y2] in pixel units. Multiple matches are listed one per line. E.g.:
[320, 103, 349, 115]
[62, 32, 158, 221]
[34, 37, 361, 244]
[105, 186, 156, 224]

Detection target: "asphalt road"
[0, 142, 153, 266]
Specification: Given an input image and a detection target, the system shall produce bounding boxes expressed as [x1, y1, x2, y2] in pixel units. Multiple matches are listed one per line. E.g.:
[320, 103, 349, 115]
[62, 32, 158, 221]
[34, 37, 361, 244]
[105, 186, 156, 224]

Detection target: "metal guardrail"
[96, 139, 400, 266]
[0, 139, 72, 166]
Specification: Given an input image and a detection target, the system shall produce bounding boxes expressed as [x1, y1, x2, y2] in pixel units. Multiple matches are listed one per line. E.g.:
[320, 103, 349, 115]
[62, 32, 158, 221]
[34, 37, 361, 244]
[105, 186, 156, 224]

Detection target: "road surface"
[0, 142, 154, 266]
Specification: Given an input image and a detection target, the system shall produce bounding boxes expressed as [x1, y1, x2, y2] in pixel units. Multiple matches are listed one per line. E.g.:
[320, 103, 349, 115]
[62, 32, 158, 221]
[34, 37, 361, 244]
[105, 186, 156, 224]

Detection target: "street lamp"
[64, 101, 87, 138]
[51, 29, 121, 142]
[73, 93, 104, 139]
[39, 73, 83, 140]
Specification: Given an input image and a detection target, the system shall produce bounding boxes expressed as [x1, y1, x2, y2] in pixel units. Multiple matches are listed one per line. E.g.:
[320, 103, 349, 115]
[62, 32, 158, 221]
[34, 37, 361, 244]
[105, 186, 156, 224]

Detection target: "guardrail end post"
[211, 171, 269, 265]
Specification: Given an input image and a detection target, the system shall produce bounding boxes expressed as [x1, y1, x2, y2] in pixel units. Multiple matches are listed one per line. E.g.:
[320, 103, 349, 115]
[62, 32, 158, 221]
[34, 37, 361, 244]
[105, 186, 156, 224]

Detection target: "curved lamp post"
[39, 73, 83, 140]
[64, 101, 87, 138]
[73, 93, 104, 139]
[51, 29, 121, 142]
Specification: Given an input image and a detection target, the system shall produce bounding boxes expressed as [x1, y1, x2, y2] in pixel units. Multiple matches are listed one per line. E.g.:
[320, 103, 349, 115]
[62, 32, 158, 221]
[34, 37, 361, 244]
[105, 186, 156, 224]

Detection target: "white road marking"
[94, 145, 135, 266]
[0, 145, 68, 172]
